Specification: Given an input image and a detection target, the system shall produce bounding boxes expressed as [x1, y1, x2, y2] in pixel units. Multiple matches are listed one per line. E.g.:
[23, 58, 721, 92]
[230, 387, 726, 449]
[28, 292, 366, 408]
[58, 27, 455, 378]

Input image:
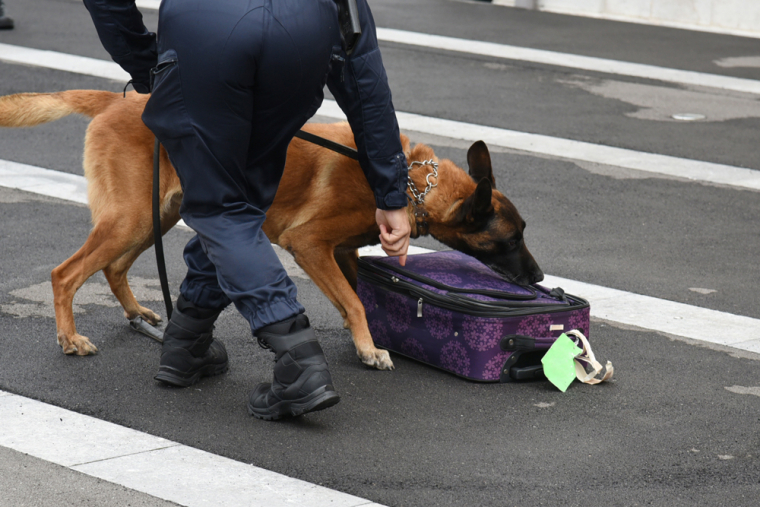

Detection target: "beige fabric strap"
[566, 329, 614, 385]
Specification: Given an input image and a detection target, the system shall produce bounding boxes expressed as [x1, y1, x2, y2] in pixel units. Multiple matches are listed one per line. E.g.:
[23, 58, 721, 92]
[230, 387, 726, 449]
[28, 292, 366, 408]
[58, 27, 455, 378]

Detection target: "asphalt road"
[1, 1, 759, 506]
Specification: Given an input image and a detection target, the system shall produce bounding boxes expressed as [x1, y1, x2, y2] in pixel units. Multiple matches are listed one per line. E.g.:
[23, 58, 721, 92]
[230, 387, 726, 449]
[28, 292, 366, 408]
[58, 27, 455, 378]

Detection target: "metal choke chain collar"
[407, 159, 438, 206]
[406, 159, 438, 237]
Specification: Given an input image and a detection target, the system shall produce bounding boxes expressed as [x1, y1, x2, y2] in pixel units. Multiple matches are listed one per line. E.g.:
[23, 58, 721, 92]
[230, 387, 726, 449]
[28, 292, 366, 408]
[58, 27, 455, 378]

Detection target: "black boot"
[0, 0, 14, 30]
[248, 314, 340, 420]
[154, 295, 228, 387]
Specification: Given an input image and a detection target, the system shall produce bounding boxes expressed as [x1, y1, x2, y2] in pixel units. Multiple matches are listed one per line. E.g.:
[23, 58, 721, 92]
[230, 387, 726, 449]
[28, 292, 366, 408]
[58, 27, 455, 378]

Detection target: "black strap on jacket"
[334, 0, 362, 56]
[151, 131, 359, 321]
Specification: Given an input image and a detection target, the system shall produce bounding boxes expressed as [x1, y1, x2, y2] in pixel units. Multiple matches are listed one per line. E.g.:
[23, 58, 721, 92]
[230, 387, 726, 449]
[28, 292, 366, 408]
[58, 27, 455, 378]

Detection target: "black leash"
[293, 130, 358, 160]
[153, 138, 174, 320]
[151, 130, 359, 322]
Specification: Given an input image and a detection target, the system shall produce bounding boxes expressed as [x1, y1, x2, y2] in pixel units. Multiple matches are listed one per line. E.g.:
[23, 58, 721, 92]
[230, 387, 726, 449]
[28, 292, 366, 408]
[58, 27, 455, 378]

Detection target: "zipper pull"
[417, 298, 423, 318]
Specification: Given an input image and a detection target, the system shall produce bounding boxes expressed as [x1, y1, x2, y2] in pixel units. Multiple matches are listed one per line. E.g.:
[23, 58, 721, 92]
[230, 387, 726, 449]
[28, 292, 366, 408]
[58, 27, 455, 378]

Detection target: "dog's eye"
[506, 240, 517, 250]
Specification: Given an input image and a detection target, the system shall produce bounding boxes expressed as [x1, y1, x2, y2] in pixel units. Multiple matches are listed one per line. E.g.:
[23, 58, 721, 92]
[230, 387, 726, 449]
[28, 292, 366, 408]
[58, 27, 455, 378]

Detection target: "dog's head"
[421, 141, 544, 286]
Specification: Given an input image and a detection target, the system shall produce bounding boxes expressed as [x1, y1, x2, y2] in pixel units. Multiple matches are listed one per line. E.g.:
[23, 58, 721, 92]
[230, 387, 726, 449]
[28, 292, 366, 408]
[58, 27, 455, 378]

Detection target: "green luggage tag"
[541, 333, 583, 392]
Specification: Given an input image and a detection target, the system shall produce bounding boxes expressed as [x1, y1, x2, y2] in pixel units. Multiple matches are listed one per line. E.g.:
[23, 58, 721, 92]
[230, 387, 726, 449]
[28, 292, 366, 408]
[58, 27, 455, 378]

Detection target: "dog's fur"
[0, 90, 543, 370]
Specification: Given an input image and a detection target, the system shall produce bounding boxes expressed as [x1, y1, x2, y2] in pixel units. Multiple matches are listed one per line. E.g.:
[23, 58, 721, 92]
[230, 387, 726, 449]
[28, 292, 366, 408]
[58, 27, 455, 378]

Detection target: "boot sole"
[247, 385, 341, 421]
[154, 362, 229, 388]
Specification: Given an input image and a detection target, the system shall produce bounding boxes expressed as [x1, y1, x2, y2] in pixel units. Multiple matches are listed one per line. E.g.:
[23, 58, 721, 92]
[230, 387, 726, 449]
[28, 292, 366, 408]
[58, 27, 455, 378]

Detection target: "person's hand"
[376, 208, 411, 266]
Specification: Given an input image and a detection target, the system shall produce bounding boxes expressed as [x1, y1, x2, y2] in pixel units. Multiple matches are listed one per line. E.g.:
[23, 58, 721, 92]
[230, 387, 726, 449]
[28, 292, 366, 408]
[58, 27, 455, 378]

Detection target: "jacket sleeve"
[326, 0, 408, 210]
[82, 0, 157, 93]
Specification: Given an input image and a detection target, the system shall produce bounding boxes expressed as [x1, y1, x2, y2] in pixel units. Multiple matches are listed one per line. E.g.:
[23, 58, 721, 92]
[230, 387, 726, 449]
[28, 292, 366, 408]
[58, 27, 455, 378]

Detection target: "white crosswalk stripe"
[375, 28, 760, 95]
[0, 391, 383, 507]
[1, 43, 759, 191]
[0, 43, 129, 82]
[315, 101, 760, 191]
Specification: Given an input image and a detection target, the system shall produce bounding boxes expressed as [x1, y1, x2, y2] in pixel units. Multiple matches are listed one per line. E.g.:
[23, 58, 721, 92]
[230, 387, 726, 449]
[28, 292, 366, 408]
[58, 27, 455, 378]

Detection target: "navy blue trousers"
[142, 0, 342, 331]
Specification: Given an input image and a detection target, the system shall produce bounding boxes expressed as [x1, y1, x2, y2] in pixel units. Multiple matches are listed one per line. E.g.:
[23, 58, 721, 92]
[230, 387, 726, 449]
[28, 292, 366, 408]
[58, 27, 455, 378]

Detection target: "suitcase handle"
[500, 350, 546, 383]
[510, 364, 545, 380]
[500, 334, 556, 351]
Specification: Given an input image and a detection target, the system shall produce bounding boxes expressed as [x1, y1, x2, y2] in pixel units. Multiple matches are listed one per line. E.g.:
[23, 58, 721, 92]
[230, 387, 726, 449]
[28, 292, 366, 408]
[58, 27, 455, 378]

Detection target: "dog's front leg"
[334, 249, 359, 293]
[283, 238, 394, 371]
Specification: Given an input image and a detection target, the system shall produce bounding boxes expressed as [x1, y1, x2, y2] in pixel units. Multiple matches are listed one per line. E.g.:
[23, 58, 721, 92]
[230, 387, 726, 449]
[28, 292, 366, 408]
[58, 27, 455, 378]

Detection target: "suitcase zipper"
[358, 268, 589, 317]
[360, 257, 538, 300]
[417, 298, 423, 317]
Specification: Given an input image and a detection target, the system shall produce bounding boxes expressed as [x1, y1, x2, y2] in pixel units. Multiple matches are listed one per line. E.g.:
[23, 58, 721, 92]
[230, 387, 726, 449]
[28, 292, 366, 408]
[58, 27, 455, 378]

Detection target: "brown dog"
[0, 90, 543, 370]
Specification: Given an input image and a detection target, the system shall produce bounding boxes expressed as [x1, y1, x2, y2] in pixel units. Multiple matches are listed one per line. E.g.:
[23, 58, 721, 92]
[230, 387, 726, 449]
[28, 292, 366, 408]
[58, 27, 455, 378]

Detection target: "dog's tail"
[0, 90, 120, 128]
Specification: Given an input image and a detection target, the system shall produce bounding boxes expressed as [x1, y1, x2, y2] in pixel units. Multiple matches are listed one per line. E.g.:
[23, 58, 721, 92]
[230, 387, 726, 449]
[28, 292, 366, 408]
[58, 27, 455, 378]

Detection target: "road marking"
[134, 2, 760, 95]
[375, 28, 760, 95]
[136, 0, 160, 8]
[538, 273, 760, 354]
[0, 159, 89, 204]
[1, 44, 759, 191]
[314, 101, 760, 192]
[0, 43, 129, 82]
[0, 391, 381, 507]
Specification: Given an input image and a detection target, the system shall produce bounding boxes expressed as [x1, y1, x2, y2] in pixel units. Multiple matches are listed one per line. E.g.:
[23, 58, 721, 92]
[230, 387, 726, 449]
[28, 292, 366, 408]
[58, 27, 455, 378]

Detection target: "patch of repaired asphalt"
[724, 385, 760, 397]
[714, 55, 760, 68]
[2, 255, 308, 320]
[557, 75, 760, 122]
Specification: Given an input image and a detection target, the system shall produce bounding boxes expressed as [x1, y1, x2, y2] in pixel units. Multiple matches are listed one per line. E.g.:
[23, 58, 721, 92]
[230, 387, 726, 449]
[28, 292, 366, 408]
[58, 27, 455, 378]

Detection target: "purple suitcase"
[357, 251, 590, 382]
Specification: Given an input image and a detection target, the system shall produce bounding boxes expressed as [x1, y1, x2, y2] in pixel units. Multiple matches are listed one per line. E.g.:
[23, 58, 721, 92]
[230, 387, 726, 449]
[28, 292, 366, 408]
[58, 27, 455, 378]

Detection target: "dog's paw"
[130, 306, 162, 326]
[359, 348, 395, 371]
[58, 333, 99, 356]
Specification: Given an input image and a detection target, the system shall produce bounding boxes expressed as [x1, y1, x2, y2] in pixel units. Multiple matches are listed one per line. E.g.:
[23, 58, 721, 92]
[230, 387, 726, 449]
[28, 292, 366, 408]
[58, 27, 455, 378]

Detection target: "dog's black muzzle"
[483, 248, 544, 286]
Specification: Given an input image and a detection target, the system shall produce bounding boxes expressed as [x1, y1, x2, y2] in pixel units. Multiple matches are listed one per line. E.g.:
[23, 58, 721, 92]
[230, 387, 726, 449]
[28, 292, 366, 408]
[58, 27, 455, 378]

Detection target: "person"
[0, 0, 13, 30]
[82, 0, 411, 420]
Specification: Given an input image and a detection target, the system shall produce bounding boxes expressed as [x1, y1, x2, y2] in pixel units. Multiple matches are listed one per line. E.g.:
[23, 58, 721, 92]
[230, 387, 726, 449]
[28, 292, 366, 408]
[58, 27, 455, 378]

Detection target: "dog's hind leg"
[51, 218, 146, 355]
[103, 248, 163, 326]
[102, 206, 181, 327]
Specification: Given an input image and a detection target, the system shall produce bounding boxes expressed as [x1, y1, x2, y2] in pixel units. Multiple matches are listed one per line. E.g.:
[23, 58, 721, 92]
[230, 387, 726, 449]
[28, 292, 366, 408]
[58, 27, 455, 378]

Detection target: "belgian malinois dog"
[0, 90, 543, 370]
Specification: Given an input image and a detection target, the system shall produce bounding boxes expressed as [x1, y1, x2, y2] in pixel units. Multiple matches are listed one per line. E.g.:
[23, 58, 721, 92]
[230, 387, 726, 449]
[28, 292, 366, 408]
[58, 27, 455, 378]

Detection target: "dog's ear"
[463, 178, 493, 222]
[467, 141, 495, 188]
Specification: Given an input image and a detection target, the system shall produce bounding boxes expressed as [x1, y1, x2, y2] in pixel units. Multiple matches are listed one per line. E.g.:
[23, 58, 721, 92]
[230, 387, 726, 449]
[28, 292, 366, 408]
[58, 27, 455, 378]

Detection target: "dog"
[0, 90, 543, 370]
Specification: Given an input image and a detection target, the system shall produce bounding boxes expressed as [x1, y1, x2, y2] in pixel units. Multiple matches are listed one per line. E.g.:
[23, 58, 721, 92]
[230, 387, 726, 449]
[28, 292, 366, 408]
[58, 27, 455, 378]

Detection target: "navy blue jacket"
[82, 0, 408, 210]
